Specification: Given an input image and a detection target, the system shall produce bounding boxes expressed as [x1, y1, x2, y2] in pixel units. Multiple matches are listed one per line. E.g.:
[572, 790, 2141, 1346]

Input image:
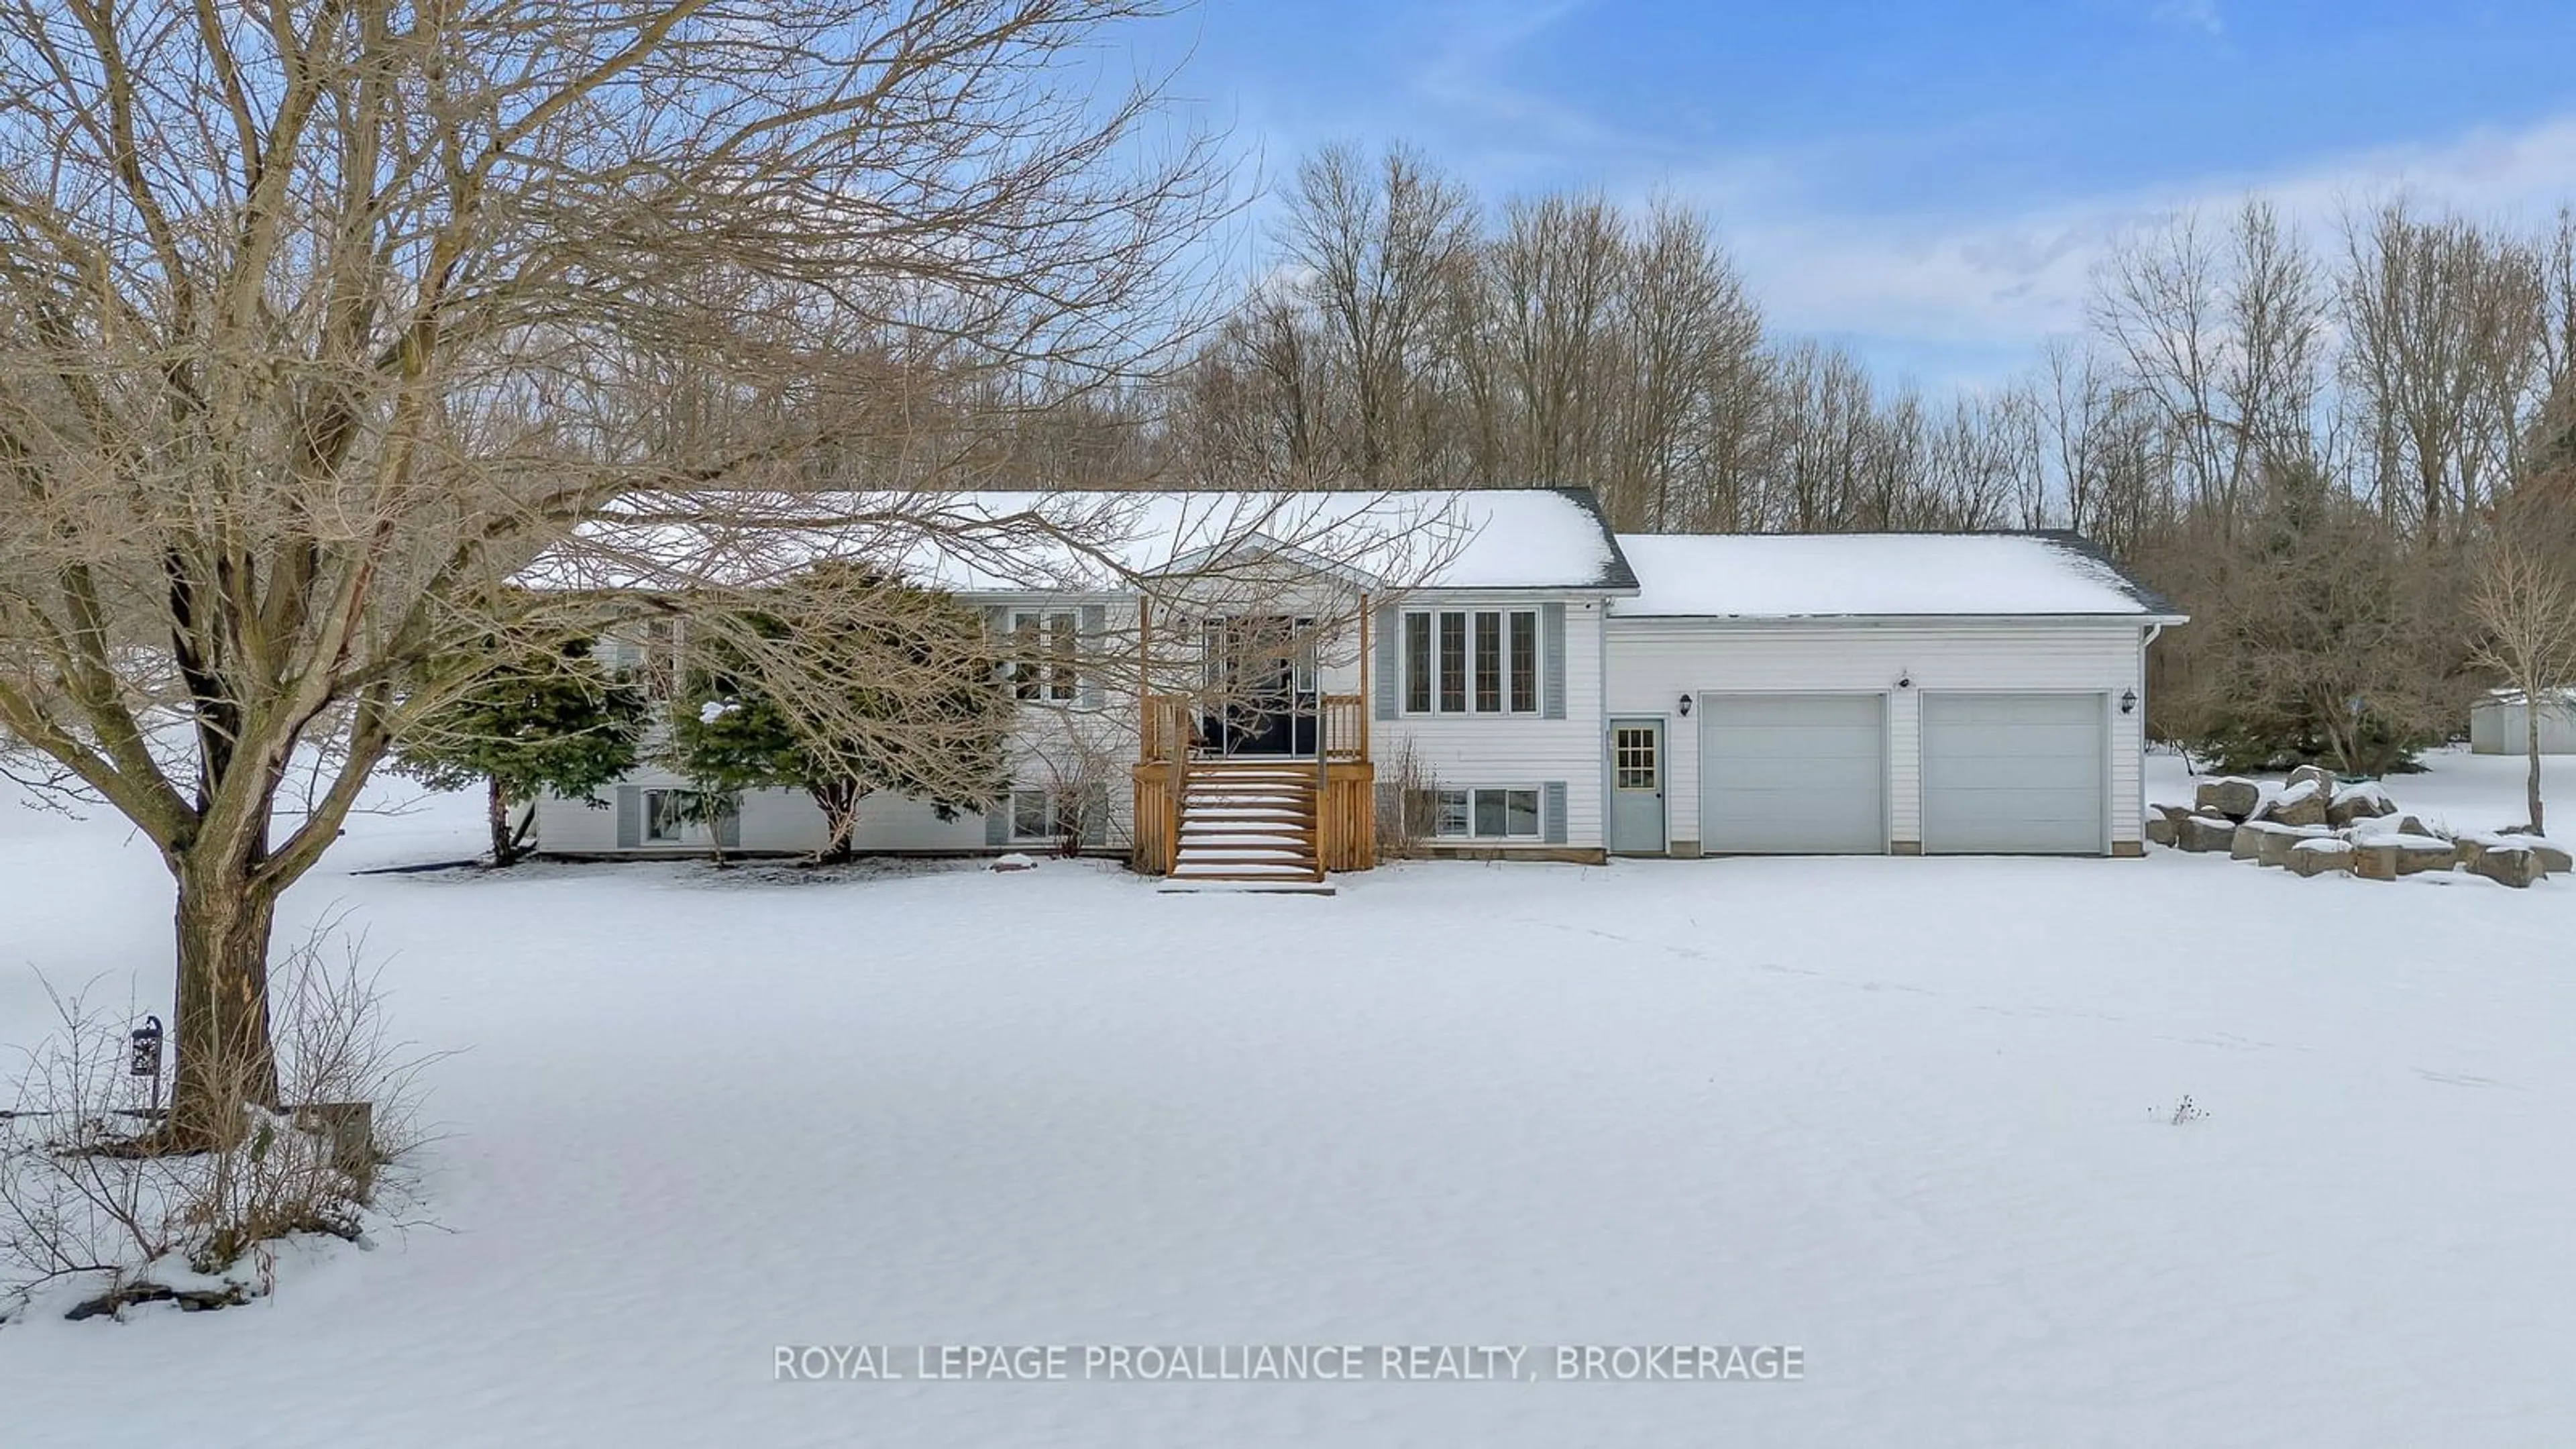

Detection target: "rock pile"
[2149, 769, 2563, 888]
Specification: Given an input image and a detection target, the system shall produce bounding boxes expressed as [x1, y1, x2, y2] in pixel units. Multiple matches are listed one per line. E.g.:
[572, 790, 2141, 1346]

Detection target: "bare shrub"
[1, 922, 436, 1323]
[1016, 712, 1130, 860]
[1373, 737, 1442, 860]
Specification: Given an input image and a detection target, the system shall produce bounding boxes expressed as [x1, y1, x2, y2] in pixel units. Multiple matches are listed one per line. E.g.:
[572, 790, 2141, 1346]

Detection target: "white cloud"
[1221, 1, 2576, 388]
[1699, 113, 2576, 372]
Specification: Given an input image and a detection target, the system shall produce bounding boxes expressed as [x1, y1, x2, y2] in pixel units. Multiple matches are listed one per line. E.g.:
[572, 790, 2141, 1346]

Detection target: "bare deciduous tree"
[1273, 141, 1474, 488]
[2467, 533, 2576, 833]
[0, 0, 1226, 1142]
[2340, 199, 2548, 542]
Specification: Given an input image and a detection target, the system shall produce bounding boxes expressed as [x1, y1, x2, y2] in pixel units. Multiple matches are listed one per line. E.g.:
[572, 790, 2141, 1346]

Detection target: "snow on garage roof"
[527, 488, 1634, 595]
[1612, 531, 2182, 620]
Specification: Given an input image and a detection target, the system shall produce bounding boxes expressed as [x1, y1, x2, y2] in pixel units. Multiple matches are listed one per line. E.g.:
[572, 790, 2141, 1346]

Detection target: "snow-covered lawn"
[5, 749, 2574, 1447]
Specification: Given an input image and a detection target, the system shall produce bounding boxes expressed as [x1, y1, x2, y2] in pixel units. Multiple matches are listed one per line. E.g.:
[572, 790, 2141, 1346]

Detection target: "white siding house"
[526, 493, 2184, 870]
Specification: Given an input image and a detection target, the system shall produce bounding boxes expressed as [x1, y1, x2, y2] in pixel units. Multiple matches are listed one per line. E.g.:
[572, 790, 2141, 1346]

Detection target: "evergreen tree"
[393, 639, 647, 865]
[666, 567, 1013, 861]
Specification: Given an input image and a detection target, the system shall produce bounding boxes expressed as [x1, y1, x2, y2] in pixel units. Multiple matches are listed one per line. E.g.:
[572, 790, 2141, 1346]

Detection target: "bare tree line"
[1149, 143, 2576, 553]
[1125, 142, 2576, 769]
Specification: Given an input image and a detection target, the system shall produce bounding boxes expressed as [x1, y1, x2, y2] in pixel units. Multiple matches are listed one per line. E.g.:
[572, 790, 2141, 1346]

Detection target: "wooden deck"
[1131, 692, 1376, 879]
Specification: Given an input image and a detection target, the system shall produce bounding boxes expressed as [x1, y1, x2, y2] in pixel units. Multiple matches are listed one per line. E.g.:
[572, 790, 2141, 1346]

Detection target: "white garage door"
[1921, 693, 2106, 855]
[1699, 694, 1886, 854]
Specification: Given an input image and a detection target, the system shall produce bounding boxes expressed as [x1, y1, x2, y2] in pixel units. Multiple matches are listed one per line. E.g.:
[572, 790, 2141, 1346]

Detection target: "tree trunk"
[487, 776, 521, 867]
[2529, 704, 2546, 835]
[808, 780, 859, 863]
[169, 861, 283, 1145]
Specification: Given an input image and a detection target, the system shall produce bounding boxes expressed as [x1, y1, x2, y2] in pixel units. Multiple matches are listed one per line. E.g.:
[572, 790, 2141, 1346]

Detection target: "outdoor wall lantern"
[2120, 688, 2139, 714]
[1896, 672, 1913, 690]
[1677, 692, 1693, 717]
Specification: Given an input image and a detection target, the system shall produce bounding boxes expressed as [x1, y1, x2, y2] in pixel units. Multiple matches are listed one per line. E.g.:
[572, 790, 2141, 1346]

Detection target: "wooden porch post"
[1356, 592, 1370, 760]
[1136, 594, 1152, 763]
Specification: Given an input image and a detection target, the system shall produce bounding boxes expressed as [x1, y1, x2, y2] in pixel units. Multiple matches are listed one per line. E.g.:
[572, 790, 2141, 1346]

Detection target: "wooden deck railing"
[1322, 693, 1366, 762]
[1139, 693, 1197, 764]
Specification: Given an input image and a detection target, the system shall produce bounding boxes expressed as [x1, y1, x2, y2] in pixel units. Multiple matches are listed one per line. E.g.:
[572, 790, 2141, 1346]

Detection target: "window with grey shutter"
[1079, 604, 1106, 708]
[714, 803, 742, 850]
[985, 798, 1010, 847]
[1373, 604, 1399, 719]
[1542, 781, 1567, 844]
[615, 786, 641, 848]
[1082, 782, 1110, 846]
[1540, 603, 1566, 719]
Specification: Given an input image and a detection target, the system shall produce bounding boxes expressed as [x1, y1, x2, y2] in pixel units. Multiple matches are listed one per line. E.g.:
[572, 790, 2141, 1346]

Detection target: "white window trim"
[1402, 607, 1542, 717]
[1008, 787, 1073, 844]
[1430, 784, 1544, 841]
[1006, 609, 1080, 705]
[641, 787, 714, 843]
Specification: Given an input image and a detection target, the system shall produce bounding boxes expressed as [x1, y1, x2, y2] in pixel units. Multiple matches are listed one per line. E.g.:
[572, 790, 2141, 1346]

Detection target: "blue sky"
[1128, 1, 2576, 388]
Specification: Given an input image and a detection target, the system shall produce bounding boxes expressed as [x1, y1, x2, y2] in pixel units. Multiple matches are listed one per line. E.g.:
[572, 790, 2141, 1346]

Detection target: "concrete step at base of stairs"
[1155, 878, 1336, 895]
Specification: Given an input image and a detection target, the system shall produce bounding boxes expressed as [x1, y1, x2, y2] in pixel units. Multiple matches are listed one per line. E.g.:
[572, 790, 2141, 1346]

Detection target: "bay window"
[1404, 608, 1540, 715]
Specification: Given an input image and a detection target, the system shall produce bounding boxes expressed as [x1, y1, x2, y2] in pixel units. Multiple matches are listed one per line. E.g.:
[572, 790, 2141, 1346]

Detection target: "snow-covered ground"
[4, 749, 2574, 1447]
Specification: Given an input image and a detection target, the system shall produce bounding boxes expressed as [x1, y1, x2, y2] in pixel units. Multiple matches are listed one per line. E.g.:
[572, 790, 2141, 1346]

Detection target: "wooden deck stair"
[1168, 759, 1325, 885]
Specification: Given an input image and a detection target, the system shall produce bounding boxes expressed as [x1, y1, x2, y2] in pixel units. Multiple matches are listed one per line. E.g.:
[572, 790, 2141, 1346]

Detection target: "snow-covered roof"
[1610, 531, 2182, 621]
[2478, 686, 2576, 707]
[524, 488, 1633, 596]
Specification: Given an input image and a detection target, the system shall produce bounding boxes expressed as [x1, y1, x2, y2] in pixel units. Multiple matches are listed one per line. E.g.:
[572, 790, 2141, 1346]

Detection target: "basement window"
[1431, 787, 1540, 840]
[1011, 788, 1072, 843]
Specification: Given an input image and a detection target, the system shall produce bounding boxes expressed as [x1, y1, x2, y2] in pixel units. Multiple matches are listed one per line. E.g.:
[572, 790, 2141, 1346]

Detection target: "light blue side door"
[1607, 718, 1668, 855]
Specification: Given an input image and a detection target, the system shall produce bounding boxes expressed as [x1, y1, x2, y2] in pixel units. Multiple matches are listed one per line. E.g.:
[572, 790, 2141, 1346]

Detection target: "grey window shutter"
[1542, 781, 1568, 845]
[715, 801, 742, 850]
[986, 606, 1011, 686]
[1082, 782, 1110, 847]
[1373, 604, 1399, 720]
[599, 634, 643, 672]
[615, 786, 641, 847]
[1079, 604, 1106, 708]
[1541, 602, 1567, 720]
[985, 795, 1012, 847]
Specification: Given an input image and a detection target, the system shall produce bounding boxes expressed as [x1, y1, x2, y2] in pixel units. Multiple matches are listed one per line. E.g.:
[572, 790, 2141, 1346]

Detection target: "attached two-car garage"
[1689, 690, 2108, 856]
[1608, 531, 2185, 860]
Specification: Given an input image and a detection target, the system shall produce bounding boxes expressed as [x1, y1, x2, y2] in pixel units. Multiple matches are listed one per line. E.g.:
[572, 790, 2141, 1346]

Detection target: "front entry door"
[1203, 615, 1316, 755]
[1608, 718, 1667, 855]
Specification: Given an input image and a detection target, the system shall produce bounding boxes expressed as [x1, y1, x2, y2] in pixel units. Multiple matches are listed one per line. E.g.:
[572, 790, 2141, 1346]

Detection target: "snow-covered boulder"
[2353, 836, 2455, 881]
[2146, 815, 2180, 847]
[2255, 779, 2328, 828]
[2176, 815, 2239, 853]
[2455, 832, 2571, 876]
[989, 853, 1040, 872]
[2466, 843, 2544, 889]
[2229, 822, 2277, 860]
[2345, 812, 2430, 843]
[2326, 781, 2396, 828]
[2194, 777, 2261, 822]
[2257, 823, 2334, 867]
[2287, 839, 2355, 877]
[2288, 763, 2337, 794]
